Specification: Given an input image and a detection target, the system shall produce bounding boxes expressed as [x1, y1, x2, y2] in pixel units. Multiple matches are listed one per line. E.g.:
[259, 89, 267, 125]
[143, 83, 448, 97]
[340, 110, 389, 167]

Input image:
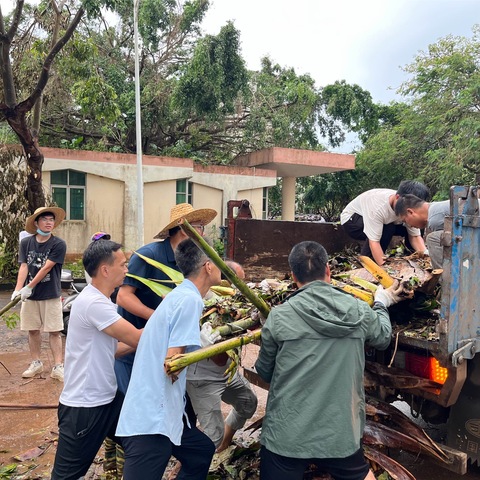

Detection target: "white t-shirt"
[60, 284, 121, 407]
[340, 189, 420, 241]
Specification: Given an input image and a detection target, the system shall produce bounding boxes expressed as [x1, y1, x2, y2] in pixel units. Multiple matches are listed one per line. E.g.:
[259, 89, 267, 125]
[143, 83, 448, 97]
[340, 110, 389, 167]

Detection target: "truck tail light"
[405, 352, 448, 385]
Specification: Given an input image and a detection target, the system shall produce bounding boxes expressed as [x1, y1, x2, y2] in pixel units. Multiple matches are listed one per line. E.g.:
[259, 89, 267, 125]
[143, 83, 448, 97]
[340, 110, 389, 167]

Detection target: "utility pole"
[133, 0, 144, 246]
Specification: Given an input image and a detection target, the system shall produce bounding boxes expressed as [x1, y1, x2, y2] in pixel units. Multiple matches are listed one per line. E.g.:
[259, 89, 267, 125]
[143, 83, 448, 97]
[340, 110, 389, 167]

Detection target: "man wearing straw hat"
[11, 206, 67, 381]
[115, 203, 217, 394]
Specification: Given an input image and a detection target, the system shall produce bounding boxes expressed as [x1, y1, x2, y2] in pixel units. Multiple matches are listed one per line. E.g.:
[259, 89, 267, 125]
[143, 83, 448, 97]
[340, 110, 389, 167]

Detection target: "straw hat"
[154, 203, 217, 239]
[25, 206, 66, 234]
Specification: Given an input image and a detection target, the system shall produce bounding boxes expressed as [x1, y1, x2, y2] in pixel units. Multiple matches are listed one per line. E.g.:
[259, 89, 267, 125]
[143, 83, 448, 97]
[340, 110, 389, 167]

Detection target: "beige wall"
[52, 174, 125, 254]
[144, 180, 177, 244]
[193, 183, 223, 233]
[40, 147, 277, 255]
[237, 188, 264, 220]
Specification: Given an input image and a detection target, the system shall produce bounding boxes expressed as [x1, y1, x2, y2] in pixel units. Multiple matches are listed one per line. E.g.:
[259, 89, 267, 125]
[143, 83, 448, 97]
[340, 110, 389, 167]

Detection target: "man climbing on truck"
[340, 180, 429, 266]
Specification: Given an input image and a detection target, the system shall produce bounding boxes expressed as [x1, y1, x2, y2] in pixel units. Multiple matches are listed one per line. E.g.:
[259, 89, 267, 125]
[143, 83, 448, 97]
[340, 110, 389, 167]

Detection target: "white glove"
[11, 290, 20, 301]
[374, 281, 404, 308]
[19, 286, 33, 301]
[200, 322, 221, 347]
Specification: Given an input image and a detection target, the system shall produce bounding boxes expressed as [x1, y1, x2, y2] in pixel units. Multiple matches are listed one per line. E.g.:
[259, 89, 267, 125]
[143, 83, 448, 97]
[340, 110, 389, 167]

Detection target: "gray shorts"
[20, 298, 63, 332]
[187, 373, 258, 447]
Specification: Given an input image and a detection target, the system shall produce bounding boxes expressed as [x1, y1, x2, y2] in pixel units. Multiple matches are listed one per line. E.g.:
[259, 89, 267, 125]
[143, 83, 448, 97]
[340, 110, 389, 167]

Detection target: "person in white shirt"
[340, 180, 429, 265]
[51, 239, 141, 480]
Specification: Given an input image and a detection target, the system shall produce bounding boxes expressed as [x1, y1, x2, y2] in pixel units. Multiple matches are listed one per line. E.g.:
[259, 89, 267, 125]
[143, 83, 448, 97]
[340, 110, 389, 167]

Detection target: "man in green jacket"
[255, 240, 405, 480]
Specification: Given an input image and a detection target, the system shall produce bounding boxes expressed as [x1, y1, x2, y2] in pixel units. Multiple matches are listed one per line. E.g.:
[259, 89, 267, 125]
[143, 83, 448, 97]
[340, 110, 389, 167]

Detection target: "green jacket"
[255, 280, 391, 459]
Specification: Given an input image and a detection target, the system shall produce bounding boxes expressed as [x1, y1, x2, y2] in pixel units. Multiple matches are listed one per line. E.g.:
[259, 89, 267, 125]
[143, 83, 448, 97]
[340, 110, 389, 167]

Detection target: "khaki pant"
[20, 297, 63, 332]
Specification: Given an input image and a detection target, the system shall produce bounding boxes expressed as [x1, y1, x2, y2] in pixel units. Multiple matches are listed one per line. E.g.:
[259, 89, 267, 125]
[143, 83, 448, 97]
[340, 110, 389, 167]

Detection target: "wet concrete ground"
[1, 289, 480, 479]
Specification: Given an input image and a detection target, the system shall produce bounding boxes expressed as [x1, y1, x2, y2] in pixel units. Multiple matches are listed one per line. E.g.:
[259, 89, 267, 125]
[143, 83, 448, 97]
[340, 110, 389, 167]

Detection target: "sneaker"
[51, 364, 64, 382]
[22, 360, 43, 378]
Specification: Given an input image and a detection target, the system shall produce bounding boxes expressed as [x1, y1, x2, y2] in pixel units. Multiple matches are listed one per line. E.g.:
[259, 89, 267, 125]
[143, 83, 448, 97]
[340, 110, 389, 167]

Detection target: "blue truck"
[225, 186, 480, 471]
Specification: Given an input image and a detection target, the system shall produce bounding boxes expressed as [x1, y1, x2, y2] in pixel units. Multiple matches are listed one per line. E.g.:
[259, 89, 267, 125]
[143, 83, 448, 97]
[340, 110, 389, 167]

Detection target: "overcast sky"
[2, 0, 478, 151]
[2, 0, 477, 104]
[201, 0, 479, 104]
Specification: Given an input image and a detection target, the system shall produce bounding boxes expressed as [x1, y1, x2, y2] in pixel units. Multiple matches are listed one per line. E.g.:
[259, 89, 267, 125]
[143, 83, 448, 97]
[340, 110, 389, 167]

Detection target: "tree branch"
[19, 5, 85, 112]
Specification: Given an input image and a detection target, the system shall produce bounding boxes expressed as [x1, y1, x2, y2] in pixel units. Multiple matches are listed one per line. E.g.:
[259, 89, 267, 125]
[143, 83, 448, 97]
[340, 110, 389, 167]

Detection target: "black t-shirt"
[19, 234, 67, 300]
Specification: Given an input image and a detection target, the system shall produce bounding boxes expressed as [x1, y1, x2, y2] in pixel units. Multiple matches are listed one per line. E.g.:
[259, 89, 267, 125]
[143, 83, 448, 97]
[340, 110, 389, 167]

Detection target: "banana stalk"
[331, 279, 374, 306]
[180, 219, 271, 319]
[165, 329, 262, 374]
[0, 296, 21, 317]
[358, 255, 395, 288]
[210, 285, 236, 296]
[350, 276, 378, 293]
[215, 317, 259, 336]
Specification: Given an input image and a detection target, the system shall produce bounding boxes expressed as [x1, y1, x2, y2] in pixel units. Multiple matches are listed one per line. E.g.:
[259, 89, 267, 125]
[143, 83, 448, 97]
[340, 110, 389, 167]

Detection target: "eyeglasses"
[191, 224, 205, 233]
[38, 216, 55, 223]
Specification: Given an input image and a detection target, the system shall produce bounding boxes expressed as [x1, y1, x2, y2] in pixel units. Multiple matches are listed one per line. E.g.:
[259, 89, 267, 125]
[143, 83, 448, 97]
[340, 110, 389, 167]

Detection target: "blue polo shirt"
[117, 238, 178, 367]
[116, 279, 202, 445]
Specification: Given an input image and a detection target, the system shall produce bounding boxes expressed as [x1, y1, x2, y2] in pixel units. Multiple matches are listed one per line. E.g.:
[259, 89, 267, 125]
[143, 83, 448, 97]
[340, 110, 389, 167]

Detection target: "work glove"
[374, 281, 404, 308]
[11, 290, 21, 302]
[200, 321, 221, 347]
[19, 285, 33, 301]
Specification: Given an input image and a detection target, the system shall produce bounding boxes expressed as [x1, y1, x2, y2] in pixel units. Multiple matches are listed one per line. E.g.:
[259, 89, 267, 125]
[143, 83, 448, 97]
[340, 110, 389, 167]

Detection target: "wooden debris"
[13, 441, 53, 462]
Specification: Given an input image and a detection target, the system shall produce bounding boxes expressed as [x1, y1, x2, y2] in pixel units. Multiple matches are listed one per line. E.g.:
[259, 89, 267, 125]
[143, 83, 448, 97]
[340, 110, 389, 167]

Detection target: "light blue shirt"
[116, 279, 203, 445]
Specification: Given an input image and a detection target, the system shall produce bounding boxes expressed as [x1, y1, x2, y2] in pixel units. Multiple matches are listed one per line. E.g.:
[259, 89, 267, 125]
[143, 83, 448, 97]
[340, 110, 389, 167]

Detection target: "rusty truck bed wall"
[226, 218, 357, 282]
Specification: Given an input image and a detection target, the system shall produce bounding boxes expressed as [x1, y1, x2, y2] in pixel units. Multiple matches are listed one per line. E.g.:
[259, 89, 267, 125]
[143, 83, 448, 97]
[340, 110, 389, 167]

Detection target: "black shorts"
[51, 391, 124, 480]
[260, 445, 370, 480]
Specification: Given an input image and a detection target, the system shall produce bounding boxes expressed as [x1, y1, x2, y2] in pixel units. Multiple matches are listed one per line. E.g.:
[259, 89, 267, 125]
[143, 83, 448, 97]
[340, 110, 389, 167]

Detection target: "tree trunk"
[5, 108, 45, 211]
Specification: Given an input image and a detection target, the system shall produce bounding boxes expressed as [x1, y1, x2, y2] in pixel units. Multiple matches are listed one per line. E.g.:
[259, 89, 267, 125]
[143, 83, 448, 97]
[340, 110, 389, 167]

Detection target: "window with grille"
[51, 170, 85, 220]
[176, 179, 193, 205]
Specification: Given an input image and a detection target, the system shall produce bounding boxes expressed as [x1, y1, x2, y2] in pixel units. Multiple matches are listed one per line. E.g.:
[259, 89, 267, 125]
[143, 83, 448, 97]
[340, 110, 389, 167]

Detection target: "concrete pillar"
[123, 165, 143, 251]
[282, 176, 296, 221]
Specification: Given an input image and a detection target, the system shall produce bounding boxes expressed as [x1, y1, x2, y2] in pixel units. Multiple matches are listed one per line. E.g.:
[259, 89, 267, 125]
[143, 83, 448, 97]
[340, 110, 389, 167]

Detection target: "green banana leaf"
[126, 274, 173, 298]
[133, 251, 184, 283]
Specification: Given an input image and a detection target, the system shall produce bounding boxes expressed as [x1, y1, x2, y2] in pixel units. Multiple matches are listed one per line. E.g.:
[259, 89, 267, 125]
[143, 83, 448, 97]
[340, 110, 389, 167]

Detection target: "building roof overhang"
[233, 147, 355, 177]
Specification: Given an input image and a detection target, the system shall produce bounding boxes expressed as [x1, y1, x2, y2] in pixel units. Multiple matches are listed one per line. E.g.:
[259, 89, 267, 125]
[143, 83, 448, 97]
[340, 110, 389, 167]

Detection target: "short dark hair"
[83, 240, 123, 277]
[36, 211, 55, 221]
[394, 194, 426, 216]
[175, 238, 208, 278]
[288, 241, 328, 284]
[397, 180, 430, 201]
[168, 226, 181, 237]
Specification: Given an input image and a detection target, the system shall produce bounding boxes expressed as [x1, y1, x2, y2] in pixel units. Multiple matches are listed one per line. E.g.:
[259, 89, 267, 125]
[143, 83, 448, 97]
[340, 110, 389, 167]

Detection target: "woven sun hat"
[154, 203, 217, 239]
[25, 206, 66, 234]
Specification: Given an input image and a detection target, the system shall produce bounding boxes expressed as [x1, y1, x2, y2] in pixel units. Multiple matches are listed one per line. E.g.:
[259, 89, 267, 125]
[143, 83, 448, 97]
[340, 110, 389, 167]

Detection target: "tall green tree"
[0, 0, 210, 210]
[299, 171, 361, 221]
[358, 26, 480, 198]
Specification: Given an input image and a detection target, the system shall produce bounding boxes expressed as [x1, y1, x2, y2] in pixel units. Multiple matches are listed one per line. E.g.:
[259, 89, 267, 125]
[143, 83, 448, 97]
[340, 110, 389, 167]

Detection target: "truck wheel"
[62, 315, 69, 336]
[447, 355, 480, 464]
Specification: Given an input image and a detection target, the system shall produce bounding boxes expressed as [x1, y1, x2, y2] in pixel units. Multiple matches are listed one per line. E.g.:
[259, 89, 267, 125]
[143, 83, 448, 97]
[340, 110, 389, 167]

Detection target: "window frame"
[176, 179, 193, 205]
[51, 169, 86, 221]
